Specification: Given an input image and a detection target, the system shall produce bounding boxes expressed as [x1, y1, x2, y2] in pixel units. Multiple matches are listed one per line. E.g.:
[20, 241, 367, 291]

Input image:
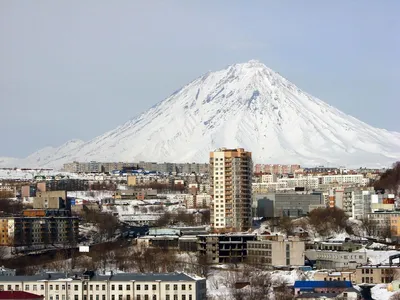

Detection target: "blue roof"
[294, 281, 352, 289]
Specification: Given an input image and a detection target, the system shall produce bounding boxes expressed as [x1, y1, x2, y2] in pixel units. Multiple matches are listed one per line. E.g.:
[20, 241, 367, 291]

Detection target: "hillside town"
[0, 148, 398, 300]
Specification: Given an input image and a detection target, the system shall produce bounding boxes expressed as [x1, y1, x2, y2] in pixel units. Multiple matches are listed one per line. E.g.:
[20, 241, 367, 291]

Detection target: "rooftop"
[294, 281, 352, 289]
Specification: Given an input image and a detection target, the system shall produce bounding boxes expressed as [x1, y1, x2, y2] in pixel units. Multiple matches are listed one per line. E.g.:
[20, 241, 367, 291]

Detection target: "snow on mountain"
[1, 60, 399, 169]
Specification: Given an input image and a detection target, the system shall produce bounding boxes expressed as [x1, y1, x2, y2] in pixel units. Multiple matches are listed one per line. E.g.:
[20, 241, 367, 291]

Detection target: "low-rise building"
[0, 272, 206, 300]
[313, 271, 355, 283]
[247, 235, 305, 268]
[355, 265, 400, 285]
[305, 249, 367, 270]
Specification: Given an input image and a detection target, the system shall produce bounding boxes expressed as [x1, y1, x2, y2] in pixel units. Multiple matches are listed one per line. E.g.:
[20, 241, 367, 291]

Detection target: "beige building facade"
[210, 148, 252, 232]
[247, 235, 305, 267]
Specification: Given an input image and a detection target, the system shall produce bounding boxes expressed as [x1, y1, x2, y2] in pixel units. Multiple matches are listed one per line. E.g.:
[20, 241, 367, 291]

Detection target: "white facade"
[0, 272, 206, 300]
[319, 175, 364, 185]
[305, 249, 367, 270]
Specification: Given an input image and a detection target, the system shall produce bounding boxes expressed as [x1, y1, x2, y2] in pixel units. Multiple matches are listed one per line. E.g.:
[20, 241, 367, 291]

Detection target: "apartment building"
[0, 272, 206, 300]
[368, 211, 400, 240]
[0, 216, 79, 247]
[319, 175, 364, 186]
[210, 148, 252, 232]
[355, 265, 400, 285]
[34, 191, 69, 210]
[186, 194, 211, 209]
[197, 234, 256, 264]
[247, 235, 305, 267]
[254, 164, 301, 175]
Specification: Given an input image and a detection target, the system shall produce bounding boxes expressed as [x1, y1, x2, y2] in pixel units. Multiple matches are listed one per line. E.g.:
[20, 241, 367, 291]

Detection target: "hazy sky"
[1, 1, 399, 157]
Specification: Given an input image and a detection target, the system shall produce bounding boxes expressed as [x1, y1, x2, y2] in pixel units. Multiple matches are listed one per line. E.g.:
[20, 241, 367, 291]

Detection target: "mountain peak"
[1, 60, 399, 169]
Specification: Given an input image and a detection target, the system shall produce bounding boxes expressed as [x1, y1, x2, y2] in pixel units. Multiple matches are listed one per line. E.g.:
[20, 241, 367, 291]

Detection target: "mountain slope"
[2, 60, 399, 169]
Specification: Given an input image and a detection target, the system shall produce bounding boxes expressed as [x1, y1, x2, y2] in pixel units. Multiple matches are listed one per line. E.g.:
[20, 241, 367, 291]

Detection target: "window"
[166, 284, 170, 290]
[33, 285, 37, 291]
[25, 285, 29, 290]
[102, 284, 106, 291]
[89, 285, 93, 291]
[152, 284, 156, 290]
[145, 284, 149, 290]
[189, 296, 192, 300]
[174, 296, 178, 300]
[119, 296, 123, 300]
[41, 285, 44, 291]
[174, 284, 178, 290]
[7, 285, 11, 291]
[126, 285, 130, 290]
[90, 297, 93, 300]
[111, 296, 115, 300]
[119, 285, 123, 291]
[137, 285, 141, 290]
[75, 285, 79, 291]
[182, 296, 186, 300]
[102, 296, 106, 300]
[56, 296, 59, 300]
[96, 285, 99, 291]
[62, 285, 65, 290]
[145, 296, 149, 300]
[137, 296, 141, 300]
[166, 297, 170, 300]
[75, 296, 78, 300]
[0, 285, 3, 291]
[152, 296, 156, 300]
[112, 285, 115, 291]
[182, 284, 186, 290]
[96, 297, 99, 300]
[127, 296, 130, 300]
[50, 285, 53, 290]
[56, 285, 59, 291]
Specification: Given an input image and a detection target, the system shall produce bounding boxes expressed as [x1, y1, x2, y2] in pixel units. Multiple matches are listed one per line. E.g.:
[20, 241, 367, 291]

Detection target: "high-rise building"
[210, 148, 252, 232]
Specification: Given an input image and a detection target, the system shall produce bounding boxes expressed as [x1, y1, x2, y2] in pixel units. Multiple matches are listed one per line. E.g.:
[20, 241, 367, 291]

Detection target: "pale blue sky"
[1, 1, 399, 157]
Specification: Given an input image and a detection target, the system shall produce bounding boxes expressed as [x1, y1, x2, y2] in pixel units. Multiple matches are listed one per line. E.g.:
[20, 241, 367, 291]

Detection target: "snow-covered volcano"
[2, 60, 400, 169]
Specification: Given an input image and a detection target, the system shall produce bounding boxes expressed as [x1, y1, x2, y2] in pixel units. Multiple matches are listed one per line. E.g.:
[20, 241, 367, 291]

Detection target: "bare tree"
[277, 216, 294, 237]
[360, 217, 378, 237]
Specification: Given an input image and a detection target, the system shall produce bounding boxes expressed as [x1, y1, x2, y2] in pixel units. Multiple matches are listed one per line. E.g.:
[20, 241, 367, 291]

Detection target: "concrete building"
[197, 234, 256, 264]
[247, 235, 305, 267]
[0, 272, 206, 300]
[34, 191, 69, 210]
[355, 265, 400, 285]
[313, 271, 355, 283]
[210, 148, 252, 232]
[0, 216, 79, 248]
[319, 175, 364, 186]
[367, 211, 400, 240]
[254, 164, 301, 175]
[304, 249, 367, 270]
[256, 193, 324, 218]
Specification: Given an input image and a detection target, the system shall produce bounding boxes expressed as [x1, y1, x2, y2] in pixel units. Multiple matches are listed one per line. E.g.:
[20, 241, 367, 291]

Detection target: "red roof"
[0, 291, 43, 300]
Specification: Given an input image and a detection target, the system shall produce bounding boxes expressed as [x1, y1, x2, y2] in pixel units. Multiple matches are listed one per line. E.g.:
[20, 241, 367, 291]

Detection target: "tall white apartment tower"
[210, 148, 253, 232]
